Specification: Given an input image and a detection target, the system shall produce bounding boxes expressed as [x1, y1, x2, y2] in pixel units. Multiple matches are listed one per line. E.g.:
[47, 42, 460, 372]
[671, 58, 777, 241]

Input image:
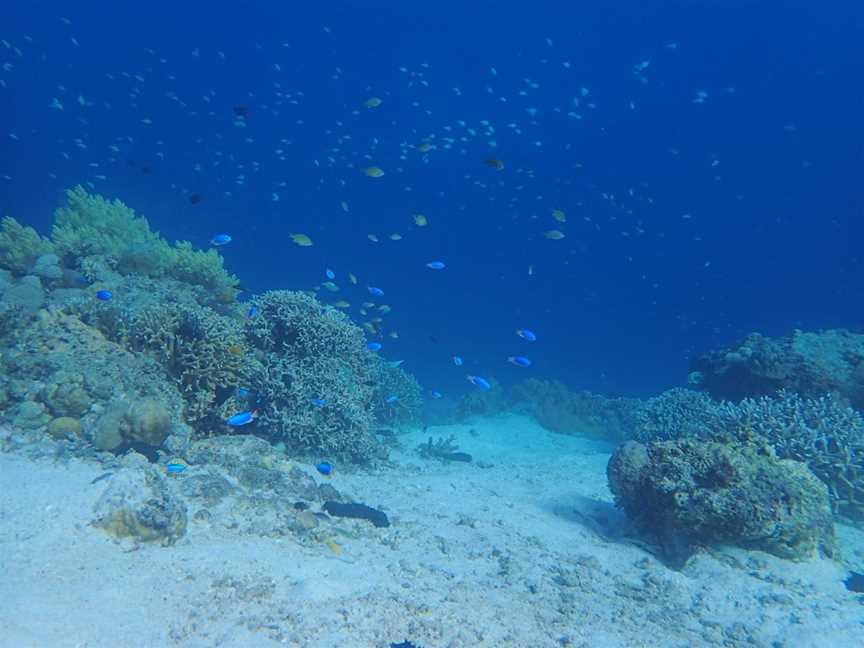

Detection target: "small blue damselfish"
[226, 411, 256, 426]
[367, 342, 382, 351]
[316, 461, 333, 476]
[95, 289, 113, 301]
[467, 375, 492, 390]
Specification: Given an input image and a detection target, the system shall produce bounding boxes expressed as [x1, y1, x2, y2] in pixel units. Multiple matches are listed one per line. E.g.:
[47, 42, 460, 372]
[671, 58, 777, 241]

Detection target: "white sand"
[2, 414, 863, 648]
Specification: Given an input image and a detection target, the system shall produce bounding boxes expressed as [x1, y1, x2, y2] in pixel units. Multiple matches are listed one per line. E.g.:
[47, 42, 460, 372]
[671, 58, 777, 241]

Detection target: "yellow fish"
[413, 213, 428, 226]
[325, 538, 342, 555]
[389, 331, 399, 339]
[333, 300, 351, 308]
[552, 209, 567, 222]
[290, 233, 313, 246]
[389, 233, 402, 241]
[544, 230, 566, 240]
[364, 97, 382, 108]
[340, 200, 349, 212]
[378, 304, 391, 313]
[367, 234, 379, 242]
[363, 166, 385, 178]
[416, 141, 433, 153]
[227, 344, 244, 356]
[348, 273, 358, 285]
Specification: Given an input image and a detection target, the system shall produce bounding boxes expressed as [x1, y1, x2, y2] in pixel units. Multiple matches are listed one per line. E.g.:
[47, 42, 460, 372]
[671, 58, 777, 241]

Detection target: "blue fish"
[452, 355, 463, 366]
[95, 289, 113, 301]
[226, 411, 256, 426]
[516, 329, 537, 342]
[430, 390, 443, 399]
[508, 356, 532, 367]
[312, 397, 326, 407]
[316, 461, 333, 476]
[467, 375, 492, 390]
[325, 268, 335, 279]
[247, 305, 258, 317]
[386, 394, 399, 404]
[211, 233, 232, 246]
[368, 286, 385, 297]
[236, 387, 250, 398]
[367, 342, 383, 351]
[165, 462, 187, 475]
[425, 261, 446, 270]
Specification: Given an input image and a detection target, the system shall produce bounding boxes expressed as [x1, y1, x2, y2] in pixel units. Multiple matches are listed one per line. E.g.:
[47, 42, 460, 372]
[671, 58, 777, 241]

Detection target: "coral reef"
[241, 290, 382, 460]
[456, 377, 508, 419]
[2, 308, 186, 452]
[724, 391, 864, 521]
[691, 329, 864, 409]
[51, 186, 238, 299]
[630, 388, 735, 443]
[0, 216, 55, 274]
[372, 362, 423, 429]
[127, 301, 253, 427]
[608, 433, 835, 563]
[510, 379, 639, 442]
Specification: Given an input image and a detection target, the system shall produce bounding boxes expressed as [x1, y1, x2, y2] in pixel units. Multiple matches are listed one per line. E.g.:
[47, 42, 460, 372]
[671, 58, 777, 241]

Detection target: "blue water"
[3, 0, 863, 399]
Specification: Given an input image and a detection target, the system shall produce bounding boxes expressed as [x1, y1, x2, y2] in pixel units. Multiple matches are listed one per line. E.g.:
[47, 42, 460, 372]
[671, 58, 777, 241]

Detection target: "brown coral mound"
[608, 433, 835, 563]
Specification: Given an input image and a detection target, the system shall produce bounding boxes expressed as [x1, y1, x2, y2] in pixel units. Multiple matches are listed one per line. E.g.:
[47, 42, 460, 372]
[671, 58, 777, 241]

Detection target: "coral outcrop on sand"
[608, 432, 835, 563]
[1, 188, 424, 463]
[91, 458, 188, 545]
[239, 290, 383, 460]
[691, 329, 864, 409]
[510, 379, 639, 442]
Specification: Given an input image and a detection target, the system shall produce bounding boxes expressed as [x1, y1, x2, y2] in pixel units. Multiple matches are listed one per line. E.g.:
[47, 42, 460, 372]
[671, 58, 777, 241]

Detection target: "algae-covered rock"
[91, 401, 128, 450]
[608, 436, 835, 563]
[127, 398, 172, 446]
[42, 373, 91, 417]
[91, 464, 187, 545]
[4, 275, 45, 315]
[47, 416, 83, 439]
[13, 401, 51, 430]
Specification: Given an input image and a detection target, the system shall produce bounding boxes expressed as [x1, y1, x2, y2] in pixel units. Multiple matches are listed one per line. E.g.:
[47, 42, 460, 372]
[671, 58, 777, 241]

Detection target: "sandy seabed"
[1, 414, 863, 648]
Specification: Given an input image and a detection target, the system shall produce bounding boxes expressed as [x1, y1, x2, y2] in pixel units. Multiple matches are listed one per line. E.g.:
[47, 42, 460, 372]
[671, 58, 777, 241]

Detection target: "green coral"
[0, 216, 54, 274]
[52, 186, 167, 271]
[50, 186, 238, 298]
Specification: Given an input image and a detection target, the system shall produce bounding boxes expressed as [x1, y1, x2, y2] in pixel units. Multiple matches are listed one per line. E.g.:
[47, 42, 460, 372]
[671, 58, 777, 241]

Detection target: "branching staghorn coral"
[243, 290, 381, 460]
[722, 390, 864, 521]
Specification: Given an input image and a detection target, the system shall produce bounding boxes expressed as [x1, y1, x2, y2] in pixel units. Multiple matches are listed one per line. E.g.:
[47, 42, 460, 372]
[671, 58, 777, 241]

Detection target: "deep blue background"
[2, 0, 862, 398]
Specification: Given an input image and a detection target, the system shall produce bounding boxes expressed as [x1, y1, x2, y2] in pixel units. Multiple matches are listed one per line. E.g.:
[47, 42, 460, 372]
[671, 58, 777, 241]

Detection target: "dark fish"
[141, 166, 153, 175]
[233, 105, 249, 118]
[391, 641, 423, 648]
[126, 159, 137, 168]
[90, 472, 113, 485]
[189, 193, 203, 204]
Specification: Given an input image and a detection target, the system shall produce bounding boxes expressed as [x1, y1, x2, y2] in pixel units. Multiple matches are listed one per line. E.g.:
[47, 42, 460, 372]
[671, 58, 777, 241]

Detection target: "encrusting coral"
[608, 431, 835, 563]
